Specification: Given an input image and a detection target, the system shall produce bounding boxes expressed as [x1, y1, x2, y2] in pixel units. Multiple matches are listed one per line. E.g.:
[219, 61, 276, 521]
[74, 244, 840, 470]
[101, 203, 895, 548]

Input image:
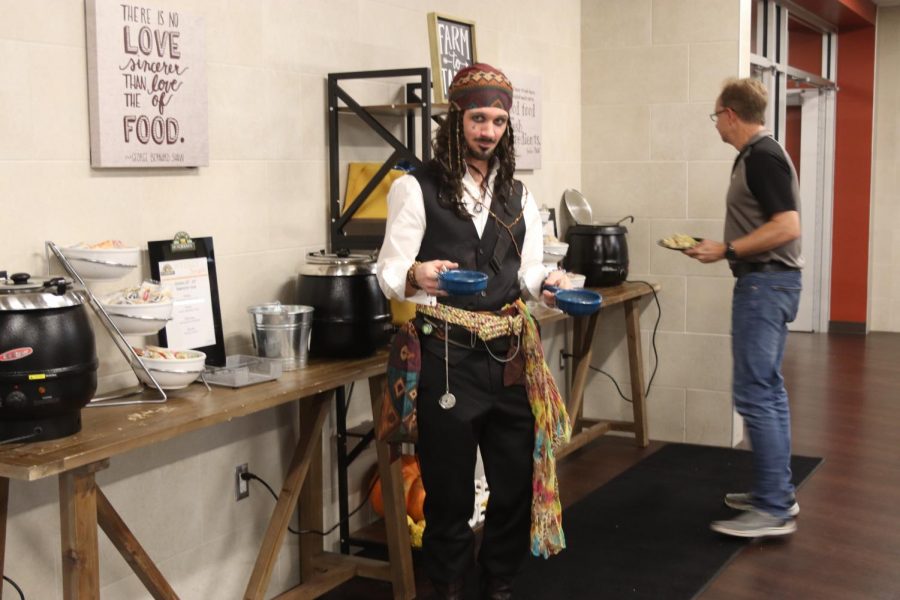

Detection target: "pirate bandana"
[447, 63, 513, 113]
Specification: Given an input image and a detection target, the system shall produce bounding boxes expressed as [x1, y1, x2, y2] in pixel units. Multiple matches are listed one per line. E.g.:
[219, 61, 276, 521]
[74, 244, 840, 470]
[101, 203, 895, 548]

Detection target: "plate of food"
[658, 233, 702, 250]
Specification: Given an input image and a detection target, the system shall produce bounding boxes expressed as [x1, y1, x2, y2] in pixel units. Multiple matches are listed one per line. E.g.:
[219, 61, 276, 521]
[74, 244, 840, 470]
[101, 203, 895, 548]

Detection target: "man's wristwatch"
[724, 243, 738, 261]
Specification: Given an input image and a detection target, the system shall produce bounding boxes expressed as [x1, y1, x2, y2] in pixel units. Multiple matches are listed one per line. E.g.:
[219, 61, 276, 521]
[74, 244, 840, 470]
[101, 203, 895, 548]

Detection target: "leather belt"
[415, 315, 515, 355]
[731, 261, 800, 278]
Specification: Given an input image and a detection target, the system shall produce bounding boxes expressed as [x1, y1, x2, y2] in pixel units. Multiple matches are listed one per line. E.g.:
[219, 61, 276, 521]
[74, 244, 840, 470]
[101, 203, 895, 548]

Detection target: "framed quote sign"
[427, 13, 477, 105]
[85, 0, 208, 168]
[505, 70, 543, 170]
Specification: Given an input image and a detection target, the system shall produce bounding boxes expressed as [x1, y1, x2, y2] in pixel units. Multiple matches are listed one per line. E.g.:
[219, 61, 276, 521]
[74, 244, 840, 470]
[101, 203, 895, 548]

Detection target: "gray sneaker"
[724, 492, 800, 517]
[711, 509, 797, 538]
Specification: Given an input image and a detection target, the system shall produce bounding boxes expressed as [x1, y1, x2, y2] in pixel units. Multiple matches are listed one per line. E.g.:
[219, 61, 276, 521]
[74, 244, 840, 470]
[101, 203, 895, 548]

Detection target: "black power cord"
[0, 427, 43, 445]
[562, 280, 662, 404]
[3, 574, 26, 600]
[241, 470, 379, 537]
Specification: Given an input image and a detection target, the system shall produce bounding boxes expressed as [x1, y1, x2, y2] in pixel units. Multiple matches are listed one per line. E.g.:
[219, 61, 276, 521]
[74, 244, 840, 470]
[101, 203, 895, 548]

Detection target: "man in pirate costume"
[376, 63, 571, 600]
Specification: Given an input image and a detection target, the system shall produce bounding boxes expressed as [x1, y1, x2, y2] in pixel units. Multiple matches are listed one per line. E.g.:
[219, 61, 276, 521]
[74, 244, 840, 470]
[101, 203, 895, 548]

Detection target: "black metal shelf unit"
[327, 68, 434, 253]
[327, 68, 436, 554]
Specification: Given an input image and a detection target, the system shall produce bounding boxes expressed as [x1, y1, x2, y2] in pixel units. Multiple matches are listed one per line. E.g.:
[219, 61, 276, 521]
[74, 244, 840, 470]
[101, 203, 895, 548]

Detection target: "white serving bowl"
[60, 245, 141, 280]
[538, 208, 551, 225]
[567, 273, 586, 289]
[543, 242, 569, 264]
[135, 348, 206, 390]
[101, 301, 173, 336]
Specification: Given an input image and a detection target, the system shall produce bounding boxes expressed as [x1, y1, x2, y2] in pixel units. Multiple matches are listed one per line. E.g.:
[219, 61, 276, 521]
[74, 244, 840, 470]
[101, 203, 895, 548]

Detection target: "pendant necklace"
[466, 163, 490, 215]
[439, 319, 456, 409]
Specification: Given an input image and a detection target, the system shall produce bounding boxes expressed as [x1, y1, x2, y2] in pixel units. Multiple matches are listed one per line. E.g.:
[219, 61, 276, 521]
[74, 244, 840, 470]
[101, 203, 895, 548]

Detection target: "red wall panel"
[831, 26, 875, 323]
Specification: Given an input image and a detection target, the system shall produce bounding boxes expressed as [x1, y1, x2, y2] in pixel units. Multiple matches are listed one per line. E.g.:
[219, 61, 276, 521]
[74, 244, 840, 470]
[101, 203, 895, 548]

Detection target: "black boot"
[479, 575, 513, 600]
[433, 579, 465, 600]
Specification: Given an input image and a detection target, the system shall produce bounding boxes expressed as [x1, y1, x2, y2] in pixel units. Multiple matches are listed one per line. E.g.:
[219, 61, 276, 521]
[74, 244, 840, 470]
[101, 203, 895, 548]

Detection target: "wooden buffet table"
[0, 351, 414, 600]
[549, 280, 660, 457]
[0, 281, 657, 600]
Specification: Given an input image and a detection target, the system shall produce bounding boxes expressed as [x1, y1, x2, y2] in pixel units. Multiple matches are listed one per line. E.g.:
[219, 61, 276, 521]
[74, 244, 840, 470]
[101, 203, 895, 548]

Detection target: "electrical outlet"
[235, 463, 249, 501]
[559, 349, 566, 371]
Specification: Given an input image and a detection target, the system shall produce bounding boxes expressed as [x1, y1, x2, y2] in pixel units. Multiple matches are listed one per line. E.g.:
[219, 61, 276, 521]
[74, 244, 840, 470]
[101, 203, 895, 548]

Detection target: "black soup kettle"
[564, 216, 633, 287]
[0, 272, 98, 441]
[296, 251, 392, 359]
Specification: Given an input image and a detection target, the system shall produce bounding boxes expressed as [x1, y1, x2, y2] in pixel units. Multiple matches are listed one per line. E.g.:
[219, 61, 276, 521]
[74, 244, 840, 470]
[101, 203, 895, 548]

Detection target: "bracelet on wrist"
[407, 261, 422, 290]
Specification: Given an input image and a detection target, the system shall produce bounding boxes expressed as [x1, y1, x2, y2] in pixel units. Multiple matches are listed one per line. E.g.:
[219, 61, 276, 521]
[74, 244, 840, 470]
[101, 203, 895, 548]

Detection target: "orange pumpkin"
[369, 472, 385, 516]
[369, 455, 426, 520]
[407, 476, 426, 522]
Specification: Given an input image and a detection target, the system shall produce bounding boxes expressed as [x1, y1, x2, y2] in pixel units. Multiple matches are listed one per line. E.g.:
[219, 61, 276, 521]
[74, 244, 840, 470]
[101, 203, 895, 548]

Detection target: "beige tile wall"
[871, 7, 900, 332]
[581, 0, 744, 445]
[0, 0, 580, 597]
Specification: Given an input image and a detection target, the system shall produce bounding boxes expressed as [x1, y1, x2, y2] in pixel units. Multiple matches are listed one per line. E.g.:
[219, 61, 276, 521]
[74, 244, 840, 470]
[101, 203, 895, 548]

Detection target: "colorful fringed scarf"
[417, 300, 572, 557]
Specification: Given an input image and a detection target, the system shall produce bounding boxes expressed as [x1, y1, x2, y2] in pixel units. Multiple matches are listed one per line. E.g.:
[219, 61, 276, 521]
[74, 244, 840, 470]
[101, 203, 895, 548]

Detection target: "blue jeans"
[731, 270, 802, 519]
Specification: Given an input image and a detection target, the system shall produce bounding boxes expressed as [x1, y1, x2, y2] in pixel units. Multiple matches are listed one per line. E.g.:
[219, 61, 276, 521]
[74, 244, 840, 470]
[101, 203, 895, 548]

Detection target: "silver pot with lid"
[0, 271, 98, 442]
[0, 272, 87, 310]
[296, 251, 391, 358]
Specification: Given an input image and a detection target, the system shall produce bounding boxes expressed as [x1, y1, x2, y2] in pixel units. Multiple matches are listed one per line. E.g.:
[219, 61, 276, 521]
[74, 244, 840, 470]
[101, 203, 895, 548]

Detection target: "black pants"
[417, 345, 535, 586]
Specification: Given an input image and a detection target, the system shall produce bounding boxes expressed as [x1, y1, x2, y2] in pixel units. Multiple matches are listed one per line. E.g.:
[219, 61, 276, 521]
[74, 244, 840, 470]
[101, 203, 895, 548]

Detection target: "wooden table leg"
[243, 392, 331, 600]
[0, 477, 8, 600]
[96, 488, 178, 599]
[59, 459, 109, 600]
[567, 311, 601, 432]
[624, 298, 649, 447]
[368, 374, 415, 600]
[297, 394, 327, 584]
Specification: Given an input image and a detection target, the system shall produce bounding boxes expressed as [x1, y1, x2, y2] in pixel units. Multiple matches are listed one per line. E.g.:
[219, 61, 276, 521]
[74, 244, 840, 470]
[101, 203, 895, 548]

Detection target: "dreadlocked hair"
[428, 110, 518, 220]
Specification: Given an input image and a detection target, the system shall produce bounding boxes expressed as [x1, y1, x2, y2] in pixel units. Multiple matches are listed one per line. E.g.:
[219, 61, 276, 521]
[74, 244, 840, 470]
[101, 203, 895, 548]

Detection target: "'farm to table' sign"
[86, 0, 208, 168]
[427, 13, 477, 105]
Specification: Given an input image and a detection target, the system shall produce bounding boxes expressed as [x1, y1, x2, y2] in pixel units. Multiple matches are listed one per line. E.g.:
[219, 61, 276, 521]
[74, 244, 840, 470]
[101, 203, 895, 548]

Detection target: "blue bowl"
[555, 289, 602, 316]
[439, 270, 488, 296]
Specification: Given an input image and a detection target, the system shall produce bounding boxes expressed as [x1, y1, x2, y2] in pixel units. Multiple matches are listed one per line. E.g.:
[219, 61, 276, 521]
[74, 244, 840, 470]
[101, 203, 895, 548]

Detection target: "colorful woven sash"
[418, 300, 572, 557]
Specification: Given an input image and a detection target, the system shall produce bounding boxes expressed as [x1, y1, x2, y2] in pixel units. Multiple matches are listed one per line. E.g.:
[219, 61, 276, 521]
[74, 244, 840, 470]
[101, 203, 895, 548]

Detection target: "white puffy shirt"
[376, 166, 546, 306]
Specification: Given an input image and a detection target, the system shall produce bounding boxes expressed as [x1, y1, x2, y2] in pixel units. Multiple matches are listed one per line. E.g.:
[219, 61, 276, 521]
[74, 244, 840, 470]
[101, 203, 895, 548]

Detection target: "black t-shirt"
[739, 136, 798, 218]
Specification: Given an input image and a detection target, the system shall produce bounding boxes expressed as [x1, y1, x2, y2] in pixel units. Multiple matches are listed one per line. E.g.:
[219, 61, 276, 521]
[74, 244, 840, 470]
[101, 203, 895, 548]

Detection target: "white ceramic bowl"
[538, 208, 551, 225]
[567, 273, 586, 289]
[60, 246, 140, 280]
[543, 242, 569, 264]
[101, 301, 173, 336]
[135, 348, 206, 390]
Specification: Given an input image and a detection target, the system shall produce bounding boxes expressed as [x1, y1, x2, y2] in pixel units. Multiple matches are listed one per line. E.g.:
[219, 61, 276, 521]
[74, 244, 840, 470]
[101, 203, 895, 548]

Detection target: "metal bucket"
[248, 303, 313, 370]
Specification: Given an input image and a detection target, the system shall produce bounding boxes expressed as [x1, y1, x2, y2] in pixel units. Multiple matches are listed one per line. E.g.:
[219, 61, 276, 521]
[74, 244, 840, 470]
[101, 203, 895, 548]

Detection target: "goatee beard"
[467, 146, 494, 161]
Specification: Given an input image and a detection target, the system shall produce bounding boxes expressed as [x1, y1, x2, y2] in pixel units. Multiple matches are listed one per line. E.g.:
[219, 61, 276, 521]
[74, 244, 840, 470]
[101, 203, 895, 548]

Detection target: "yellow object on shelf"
[390, 299, 416, 326]
[343, 162, 407, 219]
[407, 515, 425, 548]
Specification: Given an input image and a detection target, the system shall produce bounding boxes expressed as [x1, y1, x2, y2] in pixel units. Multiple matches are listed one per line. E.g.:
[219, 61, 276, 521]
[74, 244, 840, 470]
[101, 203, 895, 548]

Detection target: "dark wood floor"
[702, 331, 900, 600]
[324, 332, 900, 599]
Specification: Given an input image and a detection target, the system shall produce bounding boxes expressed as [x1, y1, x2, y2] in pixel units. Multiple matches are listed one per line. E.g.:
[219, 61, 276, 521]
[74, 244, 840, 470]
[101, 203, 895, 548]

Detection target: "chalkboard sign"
[427, 13, 478, 105]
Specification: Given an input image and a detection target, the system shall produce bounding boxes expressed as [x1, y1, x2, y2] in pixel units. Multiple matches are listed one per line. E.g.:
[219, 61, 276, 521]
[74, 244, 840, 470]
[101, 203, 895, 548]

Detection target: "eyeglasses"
[709, 109, 728, 123]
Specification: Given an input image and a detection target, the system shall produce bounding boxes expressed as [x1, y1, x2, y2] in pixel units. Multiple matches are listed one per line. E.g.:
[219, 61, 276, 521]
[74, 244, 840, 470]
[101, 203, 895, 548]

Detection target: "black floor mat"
[320, 443, 823, 599]
[512, 443, 823, 599]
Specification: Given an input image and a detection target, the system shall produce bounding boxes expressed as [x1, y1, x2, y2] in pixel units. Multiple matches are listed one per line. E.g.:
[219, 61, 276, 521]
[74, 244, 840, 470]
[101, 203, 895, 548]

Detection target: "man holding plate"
[685, 77, 803, 539]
